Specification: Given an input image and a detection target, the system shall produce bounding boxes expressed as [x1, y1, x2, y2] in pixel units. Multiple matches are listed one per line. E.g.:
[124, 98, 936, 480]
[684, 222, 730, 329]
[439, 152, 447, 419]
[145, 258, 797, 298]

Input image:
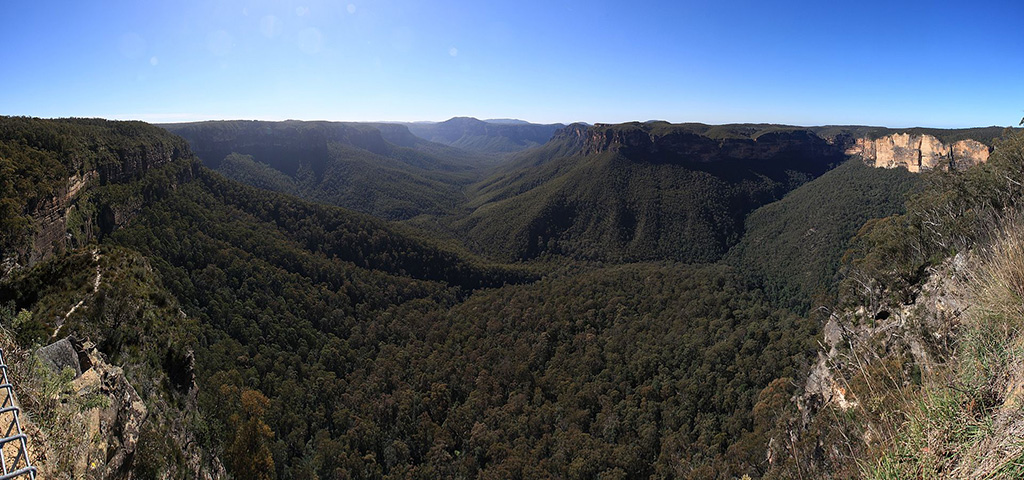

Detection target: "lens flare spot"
[260, 15, 281, 38]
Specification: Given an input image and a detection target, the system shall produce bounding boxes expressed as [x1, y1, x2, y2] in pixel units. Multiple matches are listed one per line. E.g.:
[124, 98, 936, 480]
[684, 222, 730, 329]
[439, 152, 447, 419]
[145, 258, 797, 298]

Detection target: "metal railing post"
[0, 350, 36, 480]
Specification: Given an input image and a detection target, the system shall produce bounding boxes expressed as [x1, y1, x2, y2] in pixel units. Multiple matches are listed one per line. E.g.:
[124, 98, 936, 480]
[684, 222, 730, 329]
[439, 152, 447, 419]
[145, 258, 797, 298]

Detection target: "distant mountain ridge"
[482, 118, 531, 125]
[404, 117, 565, 154]
[155, 117, 1008, 265]
[157, 118, 1008, 263]
[161, 120, 489, 220]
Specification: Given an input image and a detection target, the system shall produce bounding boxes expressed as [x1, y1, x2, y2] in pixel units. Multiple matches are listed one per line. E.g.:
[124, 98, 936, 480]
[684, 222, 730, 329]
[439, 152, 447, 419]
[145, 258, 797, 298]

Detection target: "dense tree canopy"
[1, 116, 986, 478]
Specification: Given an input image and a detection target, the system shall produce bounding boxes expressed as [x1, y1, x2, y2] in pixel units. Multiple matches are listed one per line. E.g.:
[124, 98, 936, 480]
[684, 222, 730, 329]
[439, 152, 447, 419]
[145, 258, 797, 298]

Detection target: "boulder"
[35, 337, 82, 378]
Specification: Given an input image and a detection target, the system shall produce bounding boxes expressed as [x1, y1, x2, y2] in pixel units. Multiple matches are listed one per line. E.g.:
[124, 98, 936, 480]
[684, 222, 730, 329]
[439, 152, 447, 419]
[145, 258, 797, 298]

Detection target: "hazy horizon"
[16, 114, 1013, 131]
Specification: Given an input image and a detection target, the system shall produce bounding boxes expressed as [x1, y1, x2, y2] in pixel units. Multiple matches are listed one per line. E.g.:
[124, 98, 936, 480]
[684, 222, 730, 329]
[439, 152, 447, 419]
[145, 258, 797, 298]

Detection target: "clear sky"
[1, 0, 1022, 127]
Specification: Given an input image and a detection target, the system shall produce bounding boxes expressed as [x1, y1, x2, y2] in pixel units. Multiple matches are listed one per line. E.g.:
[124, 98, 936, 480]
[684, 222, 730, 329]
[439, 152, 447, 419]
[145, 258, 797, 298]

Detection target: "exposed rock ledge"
[847, 133, 990, 172]
[37, 337, 147, 478]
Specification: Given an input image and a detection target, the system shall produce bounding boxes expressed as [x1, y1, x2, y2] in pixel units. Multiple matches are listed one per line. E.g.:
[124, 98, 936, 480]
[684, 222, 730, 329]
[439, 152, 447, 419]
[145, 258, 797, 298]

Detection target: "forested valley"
[0, 115, 1015, 479]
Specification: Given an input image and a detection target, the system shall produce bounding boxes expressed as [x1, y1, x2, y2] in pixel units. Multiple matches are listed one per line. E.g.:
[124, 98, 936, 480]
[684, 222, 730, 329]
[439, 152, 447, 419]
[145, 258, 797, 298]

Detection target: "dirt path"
[50, 249, 102, 340]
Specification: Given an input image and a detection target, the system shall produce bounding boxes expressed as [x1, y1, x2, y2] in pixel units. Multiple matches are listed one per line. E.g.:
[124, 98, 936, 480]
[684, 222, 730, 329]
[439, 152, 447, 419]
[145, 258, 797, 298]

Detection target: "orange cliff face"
[846, 133, 990, 172]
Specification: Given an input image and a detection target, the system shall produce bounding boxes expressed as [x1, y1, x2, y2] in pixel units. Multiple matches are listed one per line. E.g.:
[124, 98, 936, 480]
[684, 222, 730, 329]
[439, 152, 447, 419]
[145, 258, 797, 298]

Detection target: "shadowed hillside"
[457, 122, 848, 262]
[162, 120, 489, 220]
[728, 159, 922, 310]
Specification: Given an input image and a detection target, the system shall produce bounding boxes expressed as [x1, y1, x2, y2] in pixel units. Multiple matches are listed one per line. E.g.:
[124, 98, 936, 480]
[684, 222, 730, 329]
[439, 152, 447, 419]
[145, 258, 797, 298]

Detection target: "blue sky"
[1, 0, 1021, 127]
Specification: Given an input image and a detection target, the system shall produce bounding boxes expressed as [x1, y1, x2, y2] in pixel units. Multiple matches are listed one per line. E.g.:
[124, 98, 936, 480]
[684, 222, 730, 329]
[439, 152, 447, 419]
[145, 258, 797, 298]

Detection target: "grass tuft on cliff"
[864, 218, 1024, 478]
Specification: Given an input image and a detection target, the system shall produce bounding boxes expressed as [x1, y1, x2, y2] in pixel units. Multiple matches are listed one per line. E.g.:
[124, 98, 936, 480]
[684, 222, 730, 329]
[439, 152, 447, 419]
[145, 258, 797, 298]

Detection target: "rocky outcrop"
[771, 253, 973, 477]
[34, 337, 146, 478]
[36, 337, 83, 377]
[35, 337, 223, 479]
[73, 344, 147, 478]
[847, 133, 990, 172]
[801, 253, 967, 417]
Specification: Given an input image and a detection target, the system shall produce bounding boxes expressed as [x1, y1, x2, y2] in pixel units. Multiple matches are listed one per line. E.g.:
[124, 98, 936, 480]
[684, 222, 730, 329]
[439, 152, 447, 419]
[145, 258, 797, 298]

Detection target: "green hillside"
[93, 159, 812, 478]
[163, 120, 488, 220]
[457, 122, 846, 263]
[728, 159, 923, 310]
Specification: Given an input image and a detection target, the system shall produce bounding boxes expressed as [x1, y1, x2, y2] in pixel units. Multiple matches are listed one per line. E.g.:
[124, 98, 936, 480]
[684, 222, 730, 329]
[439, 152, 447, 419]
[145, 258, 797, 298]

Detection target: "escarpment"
[163, 120, 396, 173]
[0, 117, 199, 277]
[461, 123, 853, 263]
[36, 147, 195, 268]
[41, 147, 194, 260]
[847, 133, 990, 172]
[573, 123, 995, 174]
[580, 123, 847, 164]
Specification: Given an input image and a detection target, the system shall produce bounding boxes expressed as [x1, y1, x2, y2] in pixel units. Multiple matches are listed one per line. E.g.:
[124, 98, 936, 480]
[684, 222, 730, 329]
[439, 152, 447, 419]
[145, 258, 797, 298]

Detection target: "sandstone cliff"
[26, 171, 99, 268]
[566, 124, 994, 174]
[0, 120, 199, 279]
[847, 133, 990, 172]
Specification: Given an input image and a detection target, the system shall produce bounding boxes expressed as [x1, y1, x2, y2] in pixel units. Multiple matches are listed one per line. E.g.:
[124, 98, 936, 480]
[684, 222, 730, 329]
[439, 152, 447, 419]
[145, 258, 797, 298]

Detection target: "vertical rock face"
[12, 146, 196, 275]
[27, 171, 99, 267]
[847, 133, 990, 172]
[94, 142, 193, 186]
[952, 139, 992, 168]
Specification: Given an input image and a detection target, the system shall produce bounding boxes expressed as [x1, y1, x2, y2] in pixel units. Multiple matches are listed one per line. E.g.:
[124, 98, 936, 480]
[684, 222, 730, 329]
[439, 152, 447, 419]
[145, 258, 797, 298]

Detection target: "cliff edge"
[847, 133, 990, 172]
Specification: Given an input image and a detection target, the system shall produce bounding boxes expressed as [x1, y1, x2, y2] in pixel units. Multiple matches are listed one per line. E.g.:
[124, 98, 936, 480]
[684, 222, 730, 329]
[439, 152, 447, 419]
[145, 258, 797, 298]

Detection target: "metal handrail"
[0, 350, 35, 479]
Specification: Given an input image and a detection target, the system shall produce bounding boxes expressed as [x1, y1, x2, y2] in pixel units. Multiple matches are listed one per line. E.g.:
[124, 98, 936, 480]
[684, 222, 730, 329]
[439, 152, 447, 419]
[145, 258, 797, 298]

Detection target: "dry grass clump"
[865, 218, 1024, 479]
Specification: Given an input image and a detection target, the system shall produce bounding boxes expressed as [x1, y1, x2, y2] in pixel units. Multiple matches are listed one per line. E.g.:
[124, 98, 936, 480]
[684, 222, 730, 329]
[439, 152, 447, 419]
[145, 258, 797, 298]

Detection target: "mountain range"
[401, 117, 565, 154]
